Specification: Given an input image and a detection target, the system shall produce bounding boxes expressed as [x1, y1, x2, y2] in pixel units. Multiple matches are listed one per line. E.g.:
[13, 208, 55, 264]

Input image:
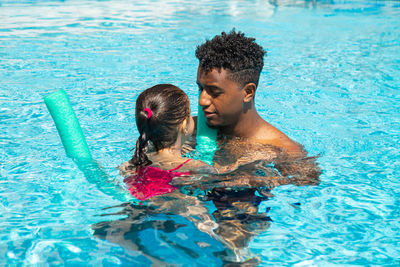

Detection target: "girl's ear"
[180, 118, 188, 135]
[243, 83, 256, 103]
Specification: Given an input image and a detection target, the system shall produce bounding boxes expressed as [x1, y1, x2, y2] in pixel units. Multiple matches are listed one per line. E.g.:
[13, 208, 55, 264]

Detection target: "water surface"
[1, 0, 399, 265]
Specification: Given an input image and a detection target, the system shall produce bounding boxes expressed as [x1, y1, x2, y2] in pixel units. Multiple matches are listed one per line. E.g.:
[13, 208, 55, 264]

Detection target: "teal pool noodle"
[76, 159, 137, 203]
[196, 101, 218, 165]
[44, 89, 136, 202]
[44, 90, 92, 160]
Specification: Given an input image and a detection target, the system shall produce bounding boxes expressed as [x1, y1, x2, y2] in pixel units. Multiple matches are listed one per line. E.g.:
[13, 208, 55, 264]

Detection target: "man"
[194, 30, 319, 177]
[191, 30, 321, 262]
[195, 30, 302, 156]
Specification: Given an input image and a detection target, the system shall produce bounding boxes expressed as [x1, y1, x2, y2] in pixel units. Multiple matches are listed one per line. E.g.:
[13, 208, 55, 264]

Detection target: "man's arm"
[172, 159, 289, 191]
[274, 154, 321, 186]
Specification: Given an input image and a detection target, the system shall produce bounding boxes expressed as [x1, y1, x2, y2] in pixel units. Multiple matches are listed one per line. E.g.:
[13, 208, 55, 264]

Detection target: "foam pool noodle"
[44, 90, 135, 202]
[196, 101, 218, 165]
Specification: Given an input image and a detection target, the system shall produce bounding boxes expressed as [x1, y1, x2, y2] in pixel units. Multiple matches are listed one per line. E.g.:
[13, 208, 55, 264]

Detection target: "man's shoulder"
[254, 122, 303, 154]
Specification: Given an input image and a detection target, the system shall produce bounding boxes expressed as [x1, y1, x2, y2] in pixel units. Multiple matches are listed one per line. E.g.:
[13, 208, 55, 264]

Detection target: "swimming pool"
[1, 0, 399, 265]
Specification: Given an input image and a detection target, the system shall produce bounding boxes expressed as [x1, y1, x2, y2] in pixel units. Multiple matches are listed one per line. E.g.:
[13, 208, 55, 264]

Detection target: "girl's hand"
[117, 161, 136, 177]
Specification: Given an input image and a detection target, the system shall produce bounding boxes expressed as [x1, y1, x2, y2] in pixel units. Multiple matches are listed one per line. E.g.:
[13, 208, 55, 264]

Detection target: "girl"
[121, 84, 214, 201]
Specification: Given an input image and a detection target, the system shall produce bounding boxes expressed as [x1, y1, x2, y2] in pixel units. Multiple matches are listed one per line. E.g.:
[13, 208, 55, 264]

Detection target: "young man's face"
[197, 66, 245, 128]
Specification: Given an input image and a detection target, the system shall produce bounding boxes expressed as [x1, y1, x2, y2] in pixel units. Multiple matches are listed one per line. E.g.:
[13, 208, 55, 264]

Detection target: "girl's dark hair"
[130, 84, 191, 167]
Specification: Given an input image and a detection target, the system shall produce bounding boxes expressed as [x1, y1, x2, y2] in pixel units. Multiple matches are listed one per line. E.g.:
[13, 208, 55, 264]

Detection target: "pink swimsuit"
[124, 159, 192, 201]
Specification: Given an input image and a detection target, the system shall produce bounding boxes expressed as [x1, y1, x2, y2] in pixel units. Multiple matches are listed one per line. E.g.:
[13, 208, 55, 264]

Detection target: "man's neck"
[219, 109, 266, 139]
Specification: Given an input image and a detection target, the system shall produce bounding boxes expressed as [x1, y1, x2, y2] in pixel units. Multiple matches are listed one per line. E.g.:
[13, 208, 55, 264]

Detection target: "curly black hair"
[195, 29, 266, 87]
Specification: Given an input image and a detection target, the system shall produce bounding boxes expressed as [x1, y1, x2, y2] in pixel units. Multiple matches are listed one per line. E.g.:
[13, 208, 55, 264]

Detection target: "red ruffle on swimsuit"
[123, 159, 192, 201]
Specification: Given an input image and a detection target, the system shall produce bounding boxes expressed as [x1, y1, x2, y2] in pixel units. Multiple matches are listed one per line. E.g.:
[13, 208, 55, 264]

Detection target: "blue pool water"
[1, 0, 400, 265]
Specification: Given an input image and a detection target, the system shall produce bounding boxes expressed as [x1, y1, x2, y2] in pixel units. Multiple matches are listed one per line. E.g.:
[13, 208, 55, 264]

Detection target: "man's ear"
[243, 83, 256, 103]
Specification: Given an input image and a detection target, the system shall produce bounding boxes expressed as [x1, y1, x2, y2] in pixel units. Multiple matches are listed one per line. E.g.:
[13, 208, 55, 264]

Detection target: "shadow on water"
[92, 142, 320, 265]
